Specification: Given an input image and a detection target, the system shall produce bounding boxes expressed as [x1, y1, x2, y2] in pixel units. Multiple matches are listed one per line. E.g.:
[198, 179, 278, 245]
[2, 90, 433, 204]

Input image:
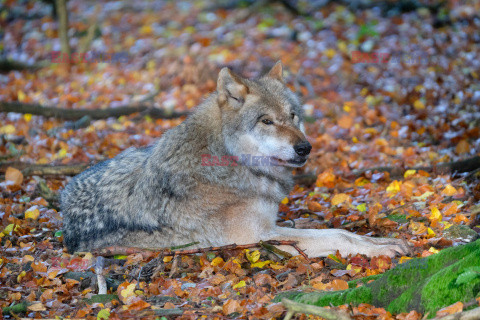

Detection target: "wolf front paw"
[361, 238, 413, 258]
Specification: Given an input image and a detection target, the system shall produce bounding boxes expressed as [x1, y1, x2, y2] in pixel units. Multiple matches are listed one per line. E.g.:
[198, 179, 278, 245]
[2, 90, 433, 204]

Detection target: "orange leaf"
[442, 184, 457, 196]
[316, 169, 336, 188]
[436, 301, 463, 317]
[338, 115, 354, 129]
[5, 167, 23, 186]
[128, 299, 151, 311]
[330, 279, 349, 291]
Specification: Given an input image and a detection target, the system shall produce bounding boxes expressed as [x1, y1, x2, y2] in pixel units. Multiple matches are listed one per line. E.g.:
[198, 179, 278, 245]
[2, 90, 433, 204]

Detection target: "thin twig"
[259, 240, 293, 259]
[89, 240, 306, 259]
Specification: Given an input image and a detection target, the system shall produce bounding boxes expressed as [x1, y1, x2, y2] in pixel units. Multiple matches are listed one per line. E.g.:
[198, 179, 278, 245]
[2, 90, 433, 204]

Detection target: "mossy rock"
[276, 239, 480, 317]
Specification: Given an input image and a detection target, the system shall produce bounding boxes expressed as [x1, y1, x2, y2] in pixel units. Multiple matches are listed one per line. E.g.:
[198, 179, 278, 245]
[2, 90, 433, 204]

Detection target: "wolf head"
[217, 61, 311, 171]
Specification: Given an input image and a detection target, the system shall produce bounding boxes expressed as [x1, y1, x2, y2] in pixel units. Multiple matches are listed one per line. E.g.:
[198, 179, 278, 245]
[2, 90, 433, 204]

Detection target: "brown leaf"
[455, 139, 470, 154]
[223, 299, 241, 315]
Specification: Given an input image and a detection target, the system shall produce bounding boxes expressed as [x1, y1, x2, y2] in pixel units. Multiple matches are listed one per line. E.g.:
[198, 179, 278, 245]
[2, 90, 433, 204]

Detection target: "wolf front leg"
[270, 227, 412, 258]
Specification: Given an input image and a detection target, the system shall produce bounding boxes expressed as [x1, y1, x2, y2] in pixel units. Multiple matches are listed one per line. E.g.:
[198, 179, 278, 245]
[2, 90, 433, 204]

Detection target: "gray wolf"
[60, 62, 410, 257]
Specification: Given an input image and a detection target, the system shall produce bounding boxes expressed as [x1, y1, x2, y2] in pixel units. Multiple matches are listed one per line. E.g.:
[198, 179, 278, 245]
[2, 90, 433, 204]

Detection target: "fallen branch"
[282, 298, 352, 320]
[0, 162, 91, 177]
[0, 59, 49, 72]
[352, 156, 480, 178]
[0, 101, 189, 120]
[89, 240, 309, 261]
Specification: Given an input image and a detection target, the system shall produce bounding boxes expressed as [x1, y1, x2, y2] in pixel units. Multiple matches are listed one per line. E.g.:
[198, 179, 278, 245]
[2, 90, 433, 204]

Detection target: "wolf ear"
[266, 61, 284, 82]
[217, 67, 249, 109]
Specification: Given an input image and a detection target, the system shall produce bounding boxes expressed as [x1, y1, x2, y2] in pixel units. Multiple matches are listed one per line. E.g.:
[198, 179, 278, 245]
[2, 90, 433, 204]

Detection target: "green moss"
[275, 240, 480, 318]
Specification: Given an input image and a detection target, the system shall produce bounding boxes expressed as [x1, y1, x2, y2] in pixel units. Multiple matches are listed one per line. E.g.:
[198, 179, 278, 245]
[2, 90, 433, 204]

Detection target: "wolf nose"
[294, 141, 312, 156]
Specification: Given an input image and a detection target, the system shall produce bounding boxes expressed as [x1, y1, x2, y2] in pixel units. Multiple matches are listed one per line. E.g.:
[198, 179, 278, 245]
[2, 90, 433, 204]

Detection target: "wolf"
[60, 62, 410, 258]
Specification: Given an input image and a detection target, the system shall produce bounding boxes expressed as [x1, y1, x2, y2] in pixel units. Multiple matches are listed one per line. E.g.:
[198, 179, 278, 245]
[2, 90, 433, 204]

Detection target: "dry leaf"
[5, 167, 23, 186]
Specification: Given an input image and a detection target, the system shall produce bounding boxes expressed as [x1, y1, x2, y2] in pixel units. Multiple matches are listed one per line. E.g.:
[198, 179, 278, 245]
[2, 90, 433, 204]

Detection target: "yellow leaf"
[232, 280, 246, 289]
[324, 48, 336, 59]
[2, 223, 19, 235]
[120, 283, 136, 299]
[211, 257, 224, 267]
[97, 308, 111, 320]
[111, 123, 123, 131]
[413, 191, 434, 201]
[413, 100, 425, 110]
[443, 221, 453, 229]
[163, 256, 173, 263]
[245, 250, 260, 263]
[281, 197, 289, 205]
[442, 184, 457, 196]
[17, 270, 26, 283]
[331, 193, 350, 206]
[25, 208, 40, 220]
[430, 207, 442, 222]
[17, 90, 26, 102]
[427, 228, 436, 236]
[404, 170, 416, 178]
[139, 25, 153, 35]
[386, 180, 401, 194]
[428, 247, 439, 254]
[356, 203, 367, 212]
[269, 262, 284, 270]
[251, 260, 271, 269]
[24, 113, 32, 122]
[399, 256, 412, 264]
[57, 148, 67, 159]
[0, 124, 16, 134]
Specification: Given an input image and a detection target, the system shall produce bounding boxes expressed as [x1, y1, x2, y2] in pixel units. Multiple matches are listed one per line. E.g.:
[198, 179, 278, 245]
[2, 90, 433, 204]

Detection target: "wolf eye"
[262, 119, 274, 125]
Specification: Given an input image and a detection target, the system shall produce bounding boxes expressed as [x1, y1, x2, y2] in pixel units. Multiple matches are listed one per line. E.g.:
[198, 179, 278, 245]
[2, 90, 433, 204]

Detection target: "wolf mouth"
[272, 157, 307, 167]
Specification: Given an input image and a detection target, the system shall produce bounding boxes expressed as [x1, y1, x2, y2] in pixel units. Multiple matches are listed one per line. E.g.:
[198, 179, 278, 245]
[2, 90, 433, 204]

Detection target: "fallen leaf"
[28, 302, 46, 311]
[223, 299, 241, 315]
[442, 184, 457, 196]
[5, 167, 23, 186]
[331, 193, 350, 206]
[25, 207, 40, 220]
[436, 302, 463, 317]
